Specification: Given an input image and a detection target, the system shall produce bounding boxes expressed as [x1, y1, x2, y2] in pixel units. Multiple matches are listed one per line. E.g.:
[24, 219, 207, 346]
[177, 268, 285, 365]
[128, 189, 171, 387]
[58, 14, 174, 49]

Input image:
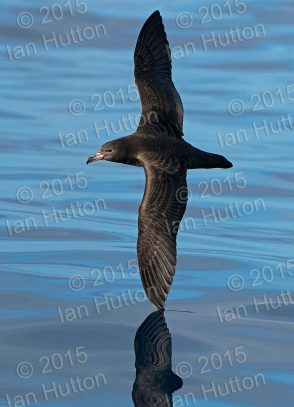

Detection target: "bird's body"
[87, 10, 232, 309]
[98, 133, 232, 170]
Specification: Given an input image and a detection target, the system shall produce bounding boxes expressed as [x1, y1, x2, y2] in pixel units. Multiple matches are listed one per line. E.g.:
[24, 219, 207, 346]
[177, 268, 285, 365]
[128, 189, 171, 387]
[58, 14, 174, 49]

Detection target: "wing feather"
[134, 10, 184, 139]
[137, 160, 187, 309]
[132, 311, 183, 406]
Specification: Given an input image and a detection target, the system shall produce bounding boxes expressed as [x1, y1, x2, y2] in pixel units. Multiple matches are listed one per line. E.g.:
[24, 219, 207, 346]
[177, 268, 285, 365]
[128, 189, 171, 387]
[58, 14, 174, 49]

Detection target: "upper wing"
[134, 10, 184, 139]
[137, 157, 187, 309]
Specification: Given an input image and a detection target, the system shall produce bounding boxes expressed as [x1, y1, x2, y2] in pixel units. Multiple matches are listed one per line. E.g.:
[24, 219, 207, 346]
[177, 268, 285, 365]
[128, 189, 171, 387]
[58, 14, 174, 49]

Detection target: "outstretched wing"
[134, 10, 184, 139]
[134, 310, 171, 371]
[132, 311, 183, 406]
[137, 157, 187, 309]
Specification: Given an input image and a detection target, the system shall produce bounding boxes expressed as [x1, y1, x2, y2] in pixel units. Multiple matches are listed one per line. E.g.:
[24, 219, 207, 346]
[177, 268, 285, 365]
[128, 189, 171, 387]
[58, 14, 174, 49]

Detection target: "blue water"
[1, 0, 294, 406]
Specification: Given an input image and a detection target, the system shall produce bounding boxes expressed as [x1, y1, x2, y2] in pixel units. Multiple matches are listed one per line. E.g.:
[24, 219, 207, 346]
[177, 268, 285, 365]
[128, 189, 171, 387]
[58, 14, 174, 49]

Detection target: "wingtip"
[151, 297, 166, 310]
[151, 289, 166, 309]
[148, 10, 162, 21]
[145, 289, 166, 310]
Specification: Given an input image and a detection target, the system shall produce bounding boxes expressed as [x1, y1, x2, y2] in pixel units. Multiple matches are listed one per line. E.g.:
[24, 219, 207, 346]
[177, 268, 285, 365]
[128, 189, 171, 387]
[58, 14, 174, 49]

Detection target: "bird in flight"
[87, 10, 232, 309]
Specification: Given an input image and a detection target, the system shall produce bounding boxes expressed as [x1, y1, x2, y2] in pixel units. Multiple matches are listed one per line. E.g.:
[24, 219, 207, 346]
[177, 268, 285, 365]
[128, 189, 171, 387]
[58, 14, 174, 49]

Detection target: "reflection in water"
[132, 311, 183, 406]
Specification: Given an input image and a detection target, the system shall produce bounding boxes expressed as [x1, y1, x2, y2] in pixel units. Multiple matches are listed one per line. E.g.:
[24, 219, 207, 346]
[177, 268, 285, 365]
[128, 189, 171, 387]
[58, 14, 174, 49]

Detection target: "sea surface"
[0, 1, 293, 406]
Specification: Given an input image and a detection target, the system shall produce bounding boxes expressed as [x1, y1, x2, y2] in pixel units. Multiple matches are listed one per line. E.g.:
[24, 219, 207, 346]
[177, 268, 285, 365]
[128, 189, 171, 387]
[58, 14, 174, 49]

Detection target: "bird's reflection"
[132, 310, 183, 406]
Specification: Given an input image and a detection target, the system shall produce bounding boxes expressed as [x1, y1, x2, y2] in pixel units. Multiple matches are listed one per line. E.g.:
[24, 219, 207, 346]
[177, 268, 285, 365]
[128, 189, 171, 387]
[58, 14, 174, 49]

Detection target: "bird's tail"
[187, 149, 233, 169]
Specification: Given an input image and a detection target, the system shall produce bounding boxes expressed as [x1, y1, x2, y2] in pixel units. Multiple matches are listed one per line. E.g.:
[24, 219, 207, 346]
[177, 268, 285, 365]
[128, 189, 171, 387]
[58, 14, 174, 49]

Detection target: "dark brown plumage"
[134, 10, 184, 138]
[87, 11, 233, 309]
[132, 310, 183, 406]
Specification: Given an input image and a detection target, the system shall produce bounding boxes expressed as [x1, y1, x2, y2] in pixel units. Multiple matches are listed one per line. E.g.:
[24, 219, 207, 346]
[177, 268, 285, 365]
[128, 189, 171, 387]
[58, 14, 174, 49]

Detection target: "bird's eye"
[105, 148, 112, 153]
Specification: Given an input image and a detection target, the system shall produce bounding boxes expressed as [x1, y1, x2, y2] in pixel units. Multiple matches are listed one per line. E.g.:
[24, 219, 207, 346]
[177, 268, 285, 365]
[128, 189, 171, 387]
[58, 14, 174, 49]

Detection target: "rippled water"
[1, 0, 294, 406]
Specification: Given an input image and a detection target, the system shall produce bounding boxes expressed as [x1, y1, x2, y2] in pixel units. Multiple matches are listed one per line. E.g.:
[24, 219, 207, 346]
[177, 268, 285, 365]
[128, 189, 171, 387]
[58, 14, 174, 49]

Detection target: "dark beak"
[86, 152, 104, 164]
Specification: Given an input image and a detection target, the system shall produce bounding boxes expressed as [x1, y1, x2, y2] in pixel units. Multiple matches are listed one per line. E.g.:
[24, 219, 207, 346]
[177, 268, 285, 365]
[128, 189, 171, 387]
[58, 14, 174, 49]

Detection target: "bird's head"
[86, 140, 119, 164]
[86, 138, 131, 165]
